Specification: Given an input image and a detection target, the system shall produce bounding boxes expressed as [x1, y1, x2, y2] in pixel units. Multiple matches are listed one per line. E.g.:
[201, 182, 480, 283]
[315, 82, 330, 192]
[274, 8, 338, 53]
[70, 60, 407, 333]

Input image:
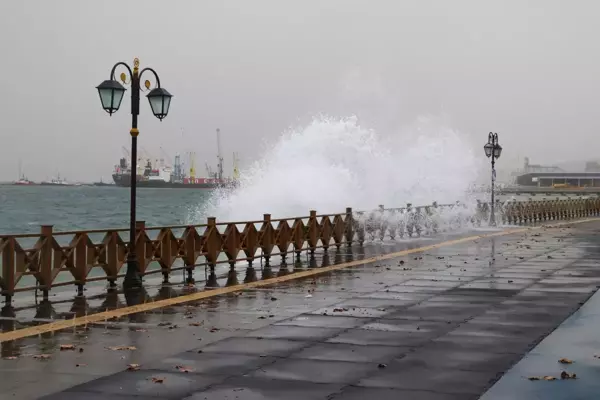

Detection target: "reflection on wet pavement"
[1, 222, 600, 399]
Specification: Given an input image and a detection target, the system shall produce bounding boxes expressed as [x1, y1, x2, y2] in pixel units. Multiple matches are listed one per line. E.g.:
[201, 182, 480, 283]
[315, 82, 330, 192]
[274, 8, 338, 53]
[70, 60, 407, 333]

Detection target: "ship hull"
[112, 173, 233, 189]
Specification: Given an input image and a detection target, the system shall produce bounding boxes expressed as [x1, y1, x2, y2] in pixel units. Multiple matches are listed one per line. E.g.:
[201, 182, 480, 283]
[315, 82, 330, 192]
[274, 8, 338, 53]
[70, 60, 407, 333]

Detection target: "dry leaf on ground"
[107, 346, 137, 351]
[558, 358, 573, 364]
[60, 344, 76, 351]
[151, 377, 165, 383]
[127, 363, 141, 371]
[175, 365, 194, 373]
[560, 371, 577, 380]
[189, 322, 204, 327]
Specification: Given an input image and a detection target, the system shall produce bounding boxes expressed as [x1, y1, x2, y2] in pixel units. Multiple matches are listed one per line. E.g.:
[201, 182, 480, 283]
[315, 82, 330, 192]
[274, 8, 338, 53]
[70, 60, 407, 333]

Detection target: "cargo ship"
[112, 128, 240, 190]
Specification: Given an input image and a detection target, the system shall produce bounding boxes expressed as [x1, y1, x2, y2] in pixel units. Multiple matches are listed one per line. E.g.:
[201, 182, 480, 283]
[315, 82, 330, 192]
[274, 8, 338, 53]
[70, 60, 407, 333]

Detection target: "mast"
[189, 152, 196, 181]
[216, 128, 224, 181]
[233, 152, 240, 180]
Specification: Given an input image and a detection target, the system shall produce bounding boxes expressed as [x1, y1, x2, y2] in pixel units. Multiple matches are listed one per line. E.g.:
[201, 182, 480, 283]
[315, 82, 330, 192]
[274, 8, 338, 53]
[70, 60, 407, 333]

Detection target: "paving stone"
[386, 302, 489, 322]
[327, 328, 435, 347]
[290, 342, 407, 363]
[443, 288, 520, 298]
[361, 318, 457, 334]
[41, 393, 140, 400]
[182, 376, 342, 399]
[358, 362, 500, 394]
[397, 345, 521, 372]
[199, 337, 309, 356]
[384, 285, 450, 293]
[310, 306, 391, 318]
[330, 386, 475, 400]
[426, 294, 505, 304]
[249, 358, 376, 384]
[432, 333, 537, 354]
[275, 314, 367, 329]
[62, 370, 225, 398]
[245, 325, 345, 341]
[357, 291, 432, 302]
[401, 280, 461, 288]
[143, 352, 276, 375]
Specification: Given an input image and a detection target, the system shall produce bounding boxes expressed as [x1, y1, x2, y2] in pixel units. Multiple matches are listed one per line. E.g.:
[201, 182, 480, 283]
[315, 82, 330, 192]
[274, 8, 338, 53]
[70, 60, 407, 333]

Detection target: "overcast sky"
[0, 0, 598, 182]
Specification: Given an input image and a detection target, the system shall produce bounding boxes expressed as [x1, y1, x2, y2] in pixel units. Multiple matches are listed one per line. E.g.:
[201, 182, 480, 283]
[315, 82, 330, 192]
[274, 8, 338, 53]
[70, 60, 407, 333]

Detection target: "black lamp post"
[484, 132, 502, 226]
[96, 58, 172, 290]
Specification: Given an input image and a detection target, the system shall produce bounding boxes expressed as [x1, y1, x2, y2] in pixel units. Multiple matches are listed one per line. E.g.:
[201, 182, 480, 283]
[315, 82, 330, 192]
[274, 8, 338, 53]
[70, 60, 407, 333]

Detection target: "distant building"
[521, 157, 563, 174]
[515, 157, 600, 187]
[585, 161, 600, 172]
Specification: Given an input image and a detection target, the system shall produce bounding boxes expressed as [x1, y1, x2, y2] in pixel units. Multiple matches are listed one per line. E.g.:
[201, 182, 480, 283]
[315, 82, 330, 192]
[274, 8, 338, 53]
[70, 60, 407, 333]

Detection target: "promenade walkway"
[1, 220, 600, 399]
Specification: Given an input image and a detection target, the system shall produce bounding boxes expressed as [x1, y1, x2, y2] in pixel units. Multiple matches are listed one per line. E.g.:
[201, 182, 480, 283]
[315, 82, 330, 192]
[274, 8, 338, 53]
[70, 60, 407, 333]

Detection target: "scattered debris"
[399, 260, 405, 265]
[108, 346, 137, 351]
[528, 376, 556, 381]
[209, 327, 220, 333]
[377, 363, 387, 369]
[175, 365, 194, 373]
[127, 363, 141, 371]
[189, 322, 204, 327]
[151, 377, 165, 383]
[270, 297, 278, 301]
[157, 322, 172, 327]
[560, 371, 577, 380]
[33, 354, 51, 360]
[558, 358, 573, 364]
[60, 344, 76, 351]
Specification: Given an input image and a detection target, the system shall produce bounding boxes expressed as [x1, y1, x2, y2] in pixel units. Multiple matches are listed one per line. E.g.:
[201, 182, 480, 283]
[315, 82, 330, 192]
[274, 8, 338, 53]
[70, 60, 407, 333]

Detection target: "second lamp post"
[484, 132, 502, 226]
[96, 58, 173, 290]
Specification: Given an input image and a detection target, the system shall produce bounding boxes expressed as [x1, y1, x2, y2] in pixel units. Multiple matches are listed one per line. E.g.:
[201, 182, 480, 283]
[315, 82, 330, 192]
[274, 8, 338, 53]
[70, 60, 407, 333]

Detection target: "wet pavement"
[480, 272, 600, 400]
[1, 221, 600, 399]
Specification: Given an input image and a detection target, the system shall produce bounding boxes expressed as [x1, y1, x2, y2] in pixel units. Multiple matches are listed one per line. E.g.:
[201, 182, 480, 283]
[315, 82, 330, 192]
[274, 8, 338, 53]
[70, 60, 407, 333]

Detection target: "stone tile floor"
[1, 222, 600, 399]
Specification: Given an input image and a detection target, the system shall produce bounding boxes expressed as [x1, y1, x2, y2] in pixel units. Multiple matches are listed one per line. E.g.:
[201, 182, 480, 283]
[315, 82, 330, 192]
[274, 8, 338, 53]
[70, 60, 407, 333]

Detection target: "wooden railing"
[1, 198, 599, 305]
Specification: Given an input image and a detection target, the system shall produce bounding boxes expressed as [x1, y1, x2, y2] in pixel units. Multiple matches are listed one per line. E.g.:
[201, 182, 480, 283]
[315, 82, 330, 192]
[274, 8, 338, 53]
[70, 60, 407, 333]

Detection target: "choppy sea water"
[0, 185, 212, 234]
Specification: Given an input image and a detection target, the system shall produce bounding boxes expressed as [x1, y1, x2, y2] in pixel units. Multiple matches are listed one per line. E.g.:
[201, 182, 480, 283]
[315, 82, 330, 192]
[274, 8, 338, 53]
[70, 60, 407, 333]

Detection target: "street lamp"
[96, 58, 173, 290]
[484, 132, 502, 226]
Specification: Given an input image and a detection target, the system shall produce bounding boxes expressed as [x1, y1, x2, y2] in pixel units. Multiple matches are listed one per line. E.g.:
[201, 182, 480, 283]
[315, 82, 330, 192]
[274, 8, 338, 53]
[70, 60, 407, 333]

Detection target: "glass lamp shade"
[147, 87, 173, 121]
[96, 80, 126, 115]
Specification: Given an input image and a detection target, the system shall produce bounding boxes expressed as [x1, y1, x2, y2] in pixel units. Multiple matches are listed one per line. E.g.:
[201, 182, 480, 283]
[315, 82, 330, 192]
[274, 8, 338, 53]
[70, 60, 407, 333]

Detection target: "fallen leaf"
[175, 365, 194, 373]
[189, 322, 204, 327]
[544, 376, 556, 381]
[60, 344, 76, 351]
[209, 327, 220, 333]
[127, 363, 141, 371]
[558, 358, 573, 364]
[151, 377, 165, 383]
[108, 346, 137, 351]
[528, 376, 541, 381]
[560, 371, 577, 380]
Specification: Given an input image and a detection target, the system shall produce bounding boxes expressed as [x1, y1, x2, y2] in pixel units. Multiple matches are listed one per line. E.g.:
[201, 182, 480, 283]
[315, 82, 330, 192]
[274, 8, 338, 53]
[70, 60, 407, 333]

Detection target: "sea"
[0, 185, 212, 235]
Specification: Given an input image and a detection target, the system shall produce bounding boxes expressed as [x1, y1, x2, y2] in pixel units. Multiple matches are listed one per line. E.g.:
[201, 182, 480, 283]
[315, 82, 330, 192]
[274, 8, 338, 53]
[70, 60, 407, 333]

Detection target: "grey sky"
[0, 0, 597, 181]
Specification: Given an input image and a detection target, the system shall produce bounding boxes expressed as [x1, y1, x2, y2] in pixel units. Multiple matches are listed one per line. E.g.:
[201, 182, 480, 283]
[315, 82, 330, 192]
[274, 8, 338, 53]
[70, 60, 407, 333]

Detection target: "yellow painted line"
[1, 218, 597, 343]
